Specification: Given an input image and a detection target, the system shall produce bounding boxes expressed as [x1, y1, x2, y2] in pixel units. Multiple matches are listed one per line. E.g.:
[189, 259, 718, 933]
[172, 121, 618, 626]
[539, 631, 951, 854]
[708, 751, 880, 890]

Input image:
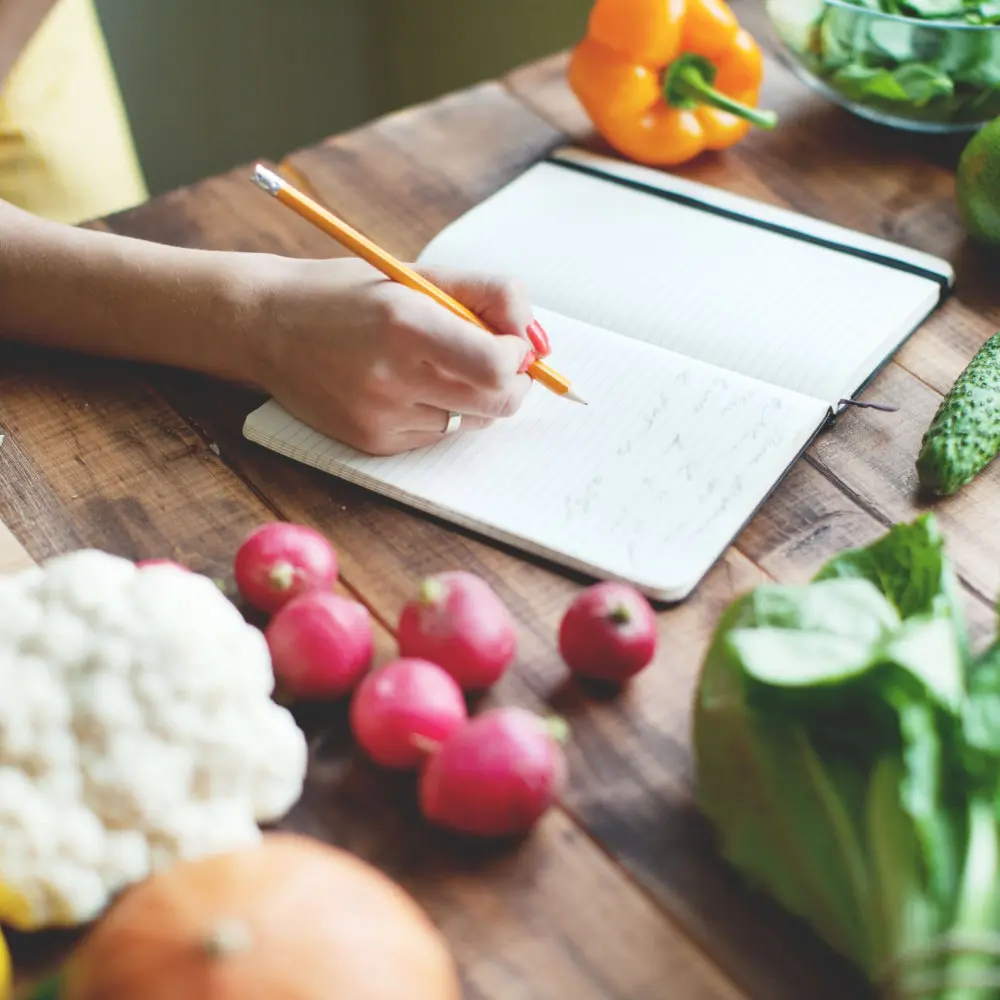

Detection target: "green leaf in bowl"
[766, 0, 827, 51]
[869, 17, 919, 59]
[952, 30, 1000, 83]
[819, 7, 869, 68]
[894, 62, 956, 102]
[901, 0, 968, 18]
[975, 0, 1000, 23]
[831, 65, 912, 100]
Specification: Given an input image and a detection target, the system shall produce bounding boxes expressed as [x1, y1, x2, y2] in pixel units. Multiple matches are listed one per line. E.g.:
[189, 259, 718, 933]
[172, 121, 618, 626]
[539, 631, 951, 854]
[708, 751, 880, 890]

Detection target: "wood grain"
[0, 519, 33, 575]
[7, 5, 999, 998]
[93, 41, 1000, 997]
[0, 329, 748, 999]
[98, 77, 875, 1000]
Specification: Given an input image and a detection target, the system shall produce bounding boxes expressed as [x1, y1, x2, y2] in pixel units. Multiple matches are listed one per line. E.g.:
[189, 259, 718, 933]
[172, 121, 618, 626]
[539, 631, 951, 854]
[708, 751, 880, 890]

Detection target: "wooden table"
[3, 2, 998, 996]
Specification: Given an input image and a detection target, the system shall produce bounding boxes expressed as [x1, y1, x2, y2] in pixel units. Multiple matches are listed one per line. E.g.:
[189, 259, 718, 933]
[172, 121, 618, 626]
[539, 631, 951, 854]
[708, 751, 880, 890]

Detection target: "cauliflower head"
[0, 549, 309, 931]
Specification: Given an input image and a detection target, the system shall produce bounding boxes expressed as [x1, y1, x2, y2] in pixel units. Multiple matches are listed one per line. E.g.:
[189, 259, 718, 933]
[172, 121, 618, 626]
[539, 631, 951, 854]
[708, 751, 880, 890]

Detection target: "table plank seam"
[260, 122, 1000, 643]
[890, 351, 963, 400]
[498, 76, 572, 137]
[155, 381, 770, 998]
[157, 388, 406, 624]
[553, 800, 755, 1000]
[498, 62, 971, 412]
[13, 30, 990, 999]
[804, 451, 996, 612]
[144, 383, 743, 986]
[498, 65, 997, 623]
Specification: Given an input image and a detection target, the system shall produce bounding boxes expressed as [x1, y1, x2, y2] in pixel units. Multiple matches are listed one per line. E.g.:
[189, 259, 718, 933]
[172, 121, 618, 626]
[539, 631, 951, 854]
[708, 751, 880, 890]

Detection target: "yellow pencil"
[250, 164, 585, 404]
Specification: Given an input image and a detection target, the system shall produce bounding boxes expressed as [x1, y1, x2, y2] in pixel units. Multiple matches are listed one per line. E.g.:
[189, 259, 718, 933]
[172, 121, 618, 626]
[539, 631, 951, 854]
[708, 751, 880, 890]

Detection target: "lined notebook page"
[244, 309, 828, 600]
[417, 159, 942, 406]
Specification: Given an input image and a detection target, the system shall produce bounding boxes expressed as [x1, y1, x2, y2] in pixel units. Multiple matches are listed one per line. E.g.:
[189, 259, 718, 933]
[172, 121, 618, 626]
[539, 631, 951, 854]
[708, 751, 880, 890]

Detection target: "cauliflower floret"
[0, 550, 309, 930]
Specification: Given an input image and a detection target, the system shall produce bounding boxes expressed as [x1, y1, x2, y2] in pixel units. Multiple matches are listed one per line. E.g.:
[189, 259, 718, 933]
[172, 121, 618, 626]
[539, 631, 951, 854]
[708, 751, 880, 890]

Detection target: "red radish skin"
[397, 571, 517, 691]
[349, 658, 468, 770]
[265, 591, 374, 700]
[418, 707, 568, 838]
[234, 522, 339, 615]
[558, 581, 658, 683]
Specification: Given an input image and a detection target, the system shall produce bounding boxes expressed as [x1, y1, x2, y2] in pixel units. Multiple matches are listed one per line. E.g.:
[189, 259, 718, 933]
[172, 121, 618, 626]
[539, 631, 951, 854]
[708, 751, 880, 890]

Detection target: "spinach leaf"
[784, 0, 1000, 126]
[870, 18, 919, 58]
[954, 32, 1000, 84]
[896, 63, 955, 103]
[832, 64, 914, 100]
[818, 7, 866, 69]
[901, 0, 967, 18]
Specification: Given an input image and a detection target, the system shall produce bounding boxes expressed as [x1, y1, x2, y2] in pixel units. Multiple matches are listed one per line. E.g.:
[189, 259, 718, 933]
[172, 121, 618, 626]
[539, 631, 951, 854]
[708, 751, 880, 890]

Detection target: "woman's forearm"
[0, 199, 263, 384]
[0, 195, 543, 459]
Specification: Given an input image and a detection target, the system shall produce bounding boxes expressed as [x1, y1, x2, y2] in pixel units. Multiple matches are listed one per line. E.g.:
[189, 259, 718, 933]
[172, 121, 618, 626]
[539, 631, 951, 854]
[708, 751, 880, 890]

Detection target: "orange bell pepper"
[567, 0, 777, 167]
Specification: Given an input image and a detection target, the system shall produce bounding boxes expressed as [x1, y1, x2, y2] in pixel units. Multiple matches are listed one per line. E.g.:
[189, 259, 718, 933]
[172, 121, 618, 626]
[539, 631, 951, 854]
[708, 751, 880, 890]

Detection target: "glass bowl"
[765, 0, 1000, 132]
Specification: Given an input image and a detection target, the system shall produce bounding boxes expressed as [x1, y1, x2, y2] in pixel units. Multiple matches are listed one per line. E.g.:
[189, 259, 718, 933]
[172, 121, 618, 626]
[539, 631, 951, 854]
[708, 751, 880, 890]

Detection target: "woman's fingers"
[409, 364, 533, 422]
[395, 297, 533, 390]
[412, 265, 552, 357]
[411, 406, 496, 435]
[393, 411, 496, 453]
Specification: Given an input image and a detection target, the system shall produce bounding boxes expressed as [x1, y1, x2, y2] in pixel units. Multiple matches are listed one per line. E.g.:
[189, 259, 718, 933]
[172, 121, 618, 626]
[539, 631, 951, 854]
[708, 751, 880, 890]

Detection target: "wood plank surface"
[502, 44, 1000, 595]
[94, 69, 871, 1000]
[6, 3, 1000, 998]
[85, 30, 1000, 1000]
[0, 520, 32, 576]
[0, 345, 745, 1000]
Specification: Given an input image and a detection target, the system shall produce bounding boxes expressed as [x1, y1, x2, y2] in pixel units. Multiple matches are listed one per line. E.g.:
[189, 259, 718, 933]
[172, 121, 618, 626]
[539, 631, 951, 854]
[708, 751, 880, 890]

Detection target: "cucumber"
[916, 331, 1000, 496]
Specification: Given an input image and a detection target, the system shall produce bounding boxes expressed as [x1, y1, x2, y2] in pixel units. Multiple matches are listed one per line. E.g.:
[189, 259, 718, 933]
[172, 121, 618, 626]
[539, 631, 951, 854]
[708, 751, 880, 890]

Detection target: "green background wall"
[93, 0, 593, 198]
[369, 0, 592, 117]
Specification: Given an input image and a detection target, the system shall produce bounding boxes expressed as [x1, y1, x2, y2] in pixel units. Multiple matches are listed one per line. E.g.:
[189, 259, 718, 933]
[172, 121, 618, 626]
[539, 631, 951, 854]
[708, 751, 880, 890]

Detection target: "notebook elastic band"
[546, 155, 951, 296]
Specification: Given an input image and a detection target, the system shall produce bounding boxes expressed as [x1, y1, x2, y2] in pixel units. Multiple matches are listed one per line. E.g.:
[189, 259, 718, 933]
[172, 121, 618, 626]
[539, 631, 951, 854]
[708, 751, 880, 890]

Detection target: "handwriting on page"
[244, 311, 828, 595]
[561, 378, 792, 572]
[417, 163, 940, 407]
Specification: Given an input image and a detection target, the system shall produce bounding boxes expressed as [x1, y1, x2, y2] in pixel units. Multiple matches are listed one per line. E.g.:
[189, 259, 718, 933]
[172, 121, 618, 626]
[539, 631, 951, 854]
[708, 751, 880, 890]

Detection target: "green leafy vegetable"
[811, 514, 968, 653]
[904, 0, 967, 18]
[693, 514, 1000, 997]
[766, 0, 1000, 125]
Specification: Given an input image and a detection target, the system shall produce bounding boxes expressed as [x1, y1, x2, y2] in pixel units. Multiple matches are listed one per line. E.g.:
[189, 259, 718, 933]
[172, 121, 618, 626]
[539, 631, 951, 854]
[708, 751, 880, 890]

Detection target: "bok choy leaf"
[693, 514, 1000, 998]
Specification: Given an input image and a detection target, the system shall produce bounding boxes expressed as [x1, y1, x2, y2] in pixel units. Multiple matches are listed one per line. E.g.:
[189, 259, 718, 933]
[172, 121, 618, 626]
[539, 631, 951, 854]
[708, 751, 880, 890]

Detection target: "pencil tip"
[565, 389, 588, 405]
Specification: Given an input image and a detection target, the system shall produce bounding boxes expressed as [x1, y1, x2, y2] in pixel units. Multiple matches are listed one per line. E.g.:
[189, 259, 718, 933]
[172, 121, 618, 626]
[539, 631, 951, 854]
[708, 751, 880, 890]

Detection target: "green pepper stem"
[665, 53, 777, 131]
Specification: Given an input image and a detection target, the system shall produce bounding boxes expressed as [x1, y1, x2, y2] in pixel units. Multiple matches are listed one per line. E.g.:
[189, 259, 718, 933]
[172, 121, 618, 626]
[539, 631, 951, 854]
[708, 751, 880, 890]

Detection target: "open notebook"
[243, 146, 954, 602]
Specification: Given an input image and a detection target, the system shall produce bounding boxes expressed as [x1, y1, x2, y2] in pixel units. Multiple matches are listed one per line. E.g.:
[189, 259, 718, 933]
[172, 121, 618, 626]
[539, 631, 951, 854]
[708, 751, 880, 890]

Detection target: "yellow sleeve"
[0, 0, 148, 224]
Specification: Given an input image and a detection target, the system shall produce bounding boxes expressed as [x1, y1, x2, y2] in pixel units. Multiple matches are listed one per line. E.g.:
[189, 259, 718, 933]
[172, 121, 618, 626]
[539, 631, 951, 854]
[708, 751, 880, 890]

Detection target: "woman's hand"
[0, 199, 548, 457]
[245, 255, 550, 456]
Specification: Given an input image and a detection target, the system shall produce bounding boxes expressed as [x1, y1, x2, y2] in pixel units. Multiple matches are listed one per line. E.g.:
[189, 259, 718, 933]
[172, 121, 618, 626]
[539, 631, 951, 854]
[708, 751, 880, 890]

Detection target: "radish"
[397, 571, 517, 691]
[234, 522, 338, 615]
[418, 707, 568, 838]
[349, 658, 468, 770]
[265, 590, 374, 700]
[558, 581, 658, 683]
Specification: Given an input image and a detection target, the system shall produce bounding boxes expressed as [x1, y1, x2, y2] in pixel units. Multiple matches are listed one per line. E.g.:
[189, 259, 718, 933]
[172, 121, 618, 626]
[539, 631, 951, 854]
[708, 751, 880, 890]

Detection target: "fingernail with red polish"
[526, 320, 551, 357]
[519, 349, 537, 374]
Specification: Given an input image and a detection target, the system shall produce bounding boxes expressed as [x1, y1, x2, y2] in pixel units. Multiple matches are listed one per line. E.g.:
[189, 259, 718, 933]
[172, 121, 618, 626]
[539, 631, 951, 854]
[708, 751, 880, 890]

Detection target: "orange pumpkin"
[58, 832, 462, 1000]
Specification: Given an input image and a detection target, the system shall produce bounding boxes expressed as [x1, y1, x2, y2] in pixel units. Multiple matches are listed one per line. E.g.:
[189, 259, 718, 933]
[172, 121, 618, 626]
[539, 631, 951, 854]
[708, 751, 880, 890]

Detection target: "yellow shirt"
[0, 0, 147, 224]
